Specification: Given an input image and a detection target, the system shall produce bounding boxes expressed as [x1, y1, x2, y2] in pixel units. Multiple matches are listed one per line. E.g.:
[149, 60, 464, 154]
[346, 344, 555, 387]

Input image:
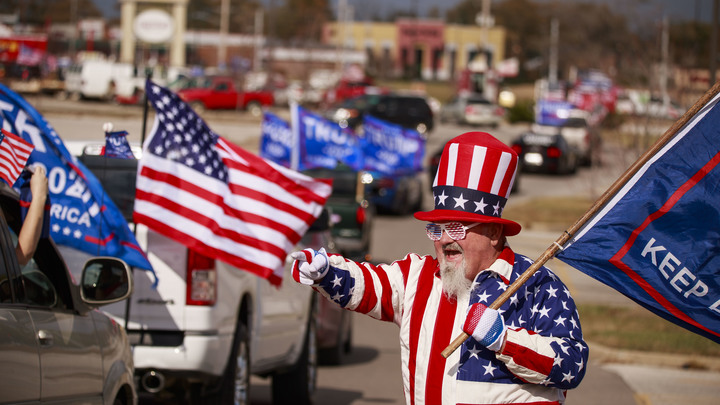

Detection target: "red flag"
[134, 80, 332, 286]
[0, 129, 34, 186]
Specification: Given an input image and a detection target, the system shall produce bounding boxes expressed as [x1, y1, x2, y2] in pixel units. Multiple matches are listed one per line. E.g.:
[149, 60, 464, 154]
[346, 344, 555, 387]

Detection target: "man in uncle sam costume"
[292, 132, 588, 404]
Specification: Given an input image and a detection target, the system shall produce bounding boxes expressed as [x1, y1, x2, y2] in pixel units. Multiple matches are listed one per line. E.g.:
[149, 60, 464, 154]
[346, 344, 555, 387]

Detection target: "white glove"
[291, 248, 330, 285]
[462, 303, 507, 352]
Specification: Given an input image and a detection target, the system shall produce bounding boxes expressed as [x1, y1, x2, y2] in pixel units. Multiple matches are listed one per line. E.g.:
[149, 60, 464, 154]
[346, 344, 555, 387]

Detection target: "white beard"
[439, 258, 472, 301]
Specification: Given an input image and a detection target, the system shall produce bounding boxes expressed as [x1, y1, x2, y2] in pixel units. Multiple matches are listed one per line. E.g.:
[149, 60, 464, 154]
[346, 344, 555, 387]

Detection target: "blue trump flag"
[361, 115, 425, 175]
[556, 88, 720, 344]
[104, 130, 135, 159]
[297, 105, 363, 171]
[0, 83, 154, 274]
[535, 99, 575, 126]
[259, 111, 294, 167]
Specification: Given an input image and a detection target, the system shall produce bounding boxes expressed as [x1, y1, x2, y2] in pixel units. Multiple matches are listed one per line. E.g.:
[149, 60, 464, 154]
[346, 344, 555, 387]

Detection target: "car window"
[405, 98, 429, 117]
[0, 227, 16, 304]
[304, 167, 359, 199]
[564, 117, 587, 128]
[468, 98, 491, 105]
[0, 192, 72, 310]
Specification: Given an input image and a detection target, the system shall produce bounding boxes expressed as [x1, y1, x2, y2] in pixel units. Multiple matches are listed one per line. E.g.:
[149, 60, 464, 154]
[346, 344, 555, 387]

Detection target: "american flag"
[135, 80, 332, 285]
[16, 44, 44, 66]
[0, 129, 34, 186]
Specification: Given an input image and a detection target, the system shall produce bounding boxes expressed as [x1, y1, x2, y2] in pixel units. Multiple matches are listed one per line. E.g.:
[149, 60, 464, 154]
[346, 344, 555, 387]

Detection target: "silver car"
[440, 94, 505, 127]
[0, 182, 136, 405]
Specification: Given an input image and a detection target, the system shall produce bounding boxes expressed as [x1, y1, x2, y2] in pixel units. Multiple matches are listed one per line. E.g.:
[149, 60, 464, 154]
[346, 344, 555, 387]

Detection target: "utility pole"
[218, 0, 229, 71]
[660, 15, 669, 108]
[254, 9, 263, 72]
[549, 18, 559, 87]
[479, 0, 491, 50]
[336, 0, 346, 73]
[70, 0, 78, 57]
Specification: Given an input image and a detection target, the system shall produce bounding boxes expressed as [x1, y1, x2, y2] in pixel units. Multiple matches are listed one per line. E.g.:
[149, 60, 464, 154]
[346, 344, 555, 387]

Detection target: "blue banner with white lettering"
[297, 106, 363, 171]
[536, 99, 575, 126]
[105, 130, 135, 159]
[259, 111, 293, 167]
[361, 115, 425, 175]
[556, 90, 720, 344]
[0, 83, 154, 274]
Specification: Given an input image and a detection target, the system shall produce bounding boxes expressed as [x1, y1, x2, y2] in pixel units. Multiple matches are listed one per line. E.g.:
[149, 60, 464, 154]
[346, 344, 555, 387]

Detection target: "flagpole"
[290, 100, 300, 171]
[140, 72, 152, 148]
[124, 72, 152, 331]
[441, 80, 720, 358]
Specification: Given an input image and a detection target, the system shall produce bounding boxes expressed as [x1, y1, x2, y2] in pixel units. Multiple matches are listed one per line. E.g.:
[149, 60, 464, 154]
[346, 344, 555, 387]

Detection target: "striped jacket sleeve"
[311, 253, 429, 325]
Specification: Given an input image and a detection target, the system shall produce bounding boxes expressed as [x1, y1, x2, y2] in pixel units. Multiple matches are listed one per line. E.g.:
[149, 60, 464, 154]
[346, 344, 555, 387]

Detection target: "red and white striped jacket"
[309, 245, 588, 405]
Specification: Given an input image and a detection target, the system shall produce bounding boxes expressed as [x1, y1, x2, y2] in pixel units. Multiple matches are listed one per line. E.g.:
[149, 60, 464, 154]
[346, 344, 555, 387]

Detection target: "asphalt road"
[29, 96, 720, 405]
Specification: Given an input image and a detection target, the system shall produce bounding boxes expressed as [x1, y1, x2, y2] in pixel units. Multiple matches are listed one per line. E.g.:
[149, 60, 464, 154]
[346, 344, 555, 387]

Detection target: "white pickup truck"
[60, 150, 335, 404]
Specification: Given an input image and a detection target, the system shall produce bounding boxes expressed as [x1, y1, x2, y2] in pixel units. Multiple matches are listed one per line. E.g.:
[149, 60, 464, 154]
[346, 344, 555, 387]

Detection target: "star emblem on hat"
[474, 198, 487, 214]
[453, 193, 468, 209]
[436, 190, 449, 206]
[493, 201, 502, 216]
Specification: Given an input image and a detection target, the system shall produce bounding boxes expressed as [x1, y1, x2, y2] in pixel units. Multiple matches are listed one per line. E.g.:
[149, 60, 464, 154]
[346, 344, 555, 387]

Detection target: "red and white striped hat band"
[414, 132, 522, 236]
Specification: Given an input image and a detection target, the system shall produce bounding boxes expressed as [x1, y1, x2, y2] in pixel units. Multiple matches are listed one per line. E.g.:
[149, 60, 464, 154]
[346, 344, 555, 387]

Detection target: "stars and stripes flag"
[556, 83, 720, 344]
[0, 129, 34, 186]
[136, 80, 332, 285]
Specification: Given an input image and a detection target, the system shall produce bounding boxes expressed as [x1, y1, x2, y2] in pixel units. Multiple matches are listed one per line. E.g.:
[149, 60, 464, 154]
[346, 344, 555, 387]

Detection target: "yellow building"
[323, 19, 506, 81]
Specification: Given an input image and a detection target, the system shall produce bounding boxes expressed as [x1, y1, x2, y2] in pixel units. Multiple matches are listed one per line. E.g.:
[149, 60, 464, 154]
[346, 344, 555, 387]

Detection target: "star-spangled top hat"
[414, 131, 522, 236]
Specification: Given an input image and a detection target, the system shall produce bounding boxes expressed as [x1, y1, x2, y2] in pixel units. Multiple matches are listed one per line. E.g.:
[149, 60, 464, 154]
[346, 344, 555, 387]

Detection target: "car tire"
[246, 101, 263, 117]
[272, 300, 318, 405]
[191, 101, 205, 114]
[213, 321, 251, 405]
[416, 123, 427, 134]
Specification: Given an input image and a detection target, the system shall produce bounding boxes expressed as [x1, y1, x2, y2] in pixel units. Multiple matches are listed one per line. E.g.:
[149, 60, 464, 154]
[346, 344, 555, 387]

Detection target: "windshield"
[304, 167, 360, 200]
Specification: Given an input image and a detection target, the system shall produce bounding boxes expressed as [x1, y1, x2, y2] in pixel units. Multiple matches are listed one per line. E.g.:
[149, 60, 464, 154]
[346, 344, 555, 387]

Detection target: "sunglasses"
[425, 222, 479, 241]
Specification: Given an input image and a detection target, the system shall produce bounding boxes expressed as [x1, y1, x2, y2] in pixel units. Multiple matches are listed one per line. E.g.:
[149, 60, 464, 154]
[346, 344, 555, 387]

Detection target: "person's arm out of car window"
[16, 167, 48, 267]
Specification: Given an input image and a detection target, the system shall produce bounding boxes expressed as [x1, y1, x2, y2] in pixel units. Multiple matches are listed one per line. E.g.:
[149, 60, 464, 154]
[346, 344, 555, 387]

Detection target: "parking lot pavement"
[605, 364, 720, 405]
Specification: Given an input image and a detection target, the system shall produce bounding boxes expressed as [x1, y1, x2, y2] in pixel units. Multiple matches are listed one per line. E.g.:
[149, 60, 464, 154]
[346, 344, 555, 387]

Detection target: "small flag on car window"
[0, 129, 34, 187]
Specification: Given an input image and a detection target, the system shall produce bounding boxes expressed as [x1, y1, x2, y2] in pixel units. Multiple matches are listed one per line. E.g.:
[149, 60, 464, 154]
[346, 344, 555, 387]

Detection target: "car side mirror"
[80, 257, 133, 305]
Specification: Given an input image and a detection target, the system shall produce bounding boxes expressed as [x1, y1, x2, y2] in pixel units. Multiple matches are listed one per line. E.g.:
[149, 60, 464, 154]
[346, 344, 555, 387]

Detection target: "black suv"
[324, 93, 435, 136]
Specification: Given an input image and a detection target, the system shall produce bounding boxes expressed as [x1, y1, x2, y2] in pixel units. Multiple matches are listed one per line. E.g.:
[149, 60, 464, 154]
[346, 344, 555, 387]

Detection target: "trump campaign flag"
[296, 105, 363, 171]
[136, 80, 332, 285]
[104, 130, 136, 159]
[259, 111, 293, 167]
[260, 106, 363, 171]
[556, 84, 720, 344]
[361, 115, 425, 175]
[0, 128, 34, 186]
[0, 83, 154, 273]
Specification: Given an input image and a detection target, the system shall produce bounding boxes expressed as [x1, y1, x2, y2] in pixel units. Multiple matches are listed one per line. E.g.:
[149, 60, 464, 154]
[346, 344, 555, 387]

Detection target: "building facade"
[322, 19, 506, 81]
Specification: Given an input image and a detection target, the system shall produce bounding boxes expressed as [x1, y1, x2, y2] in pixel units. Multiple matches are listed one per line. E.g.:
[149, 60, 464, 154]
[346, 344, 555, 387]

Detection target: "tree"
[270, 0, 332, 43]
[187, 0, 262, 34]
[7, 0, 101, 25]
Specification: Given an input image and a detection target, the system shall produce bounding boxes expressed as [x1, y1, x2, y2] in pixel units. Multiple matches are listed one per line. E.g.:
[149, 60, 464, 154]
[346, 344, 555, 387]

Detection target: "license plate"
[524, 153, 544, 166]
